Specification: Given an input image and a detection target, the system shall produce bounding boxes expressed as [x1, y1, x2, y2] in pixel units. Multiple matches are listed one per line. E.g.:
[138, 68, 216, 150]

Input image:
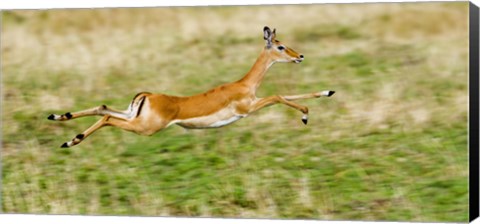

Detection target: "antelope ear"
[263, 26, 273, 48]
[263, 26, 272, 40]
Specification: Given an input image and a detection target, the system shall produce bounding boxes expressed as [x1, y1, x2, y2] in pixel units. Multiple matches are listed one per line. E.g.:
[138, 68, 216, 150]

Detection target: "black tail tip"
[48, 114, 55, 120]
[302, 118, 308, 125]
[60, 143, 69, 148]
[328, 91, 335, 97]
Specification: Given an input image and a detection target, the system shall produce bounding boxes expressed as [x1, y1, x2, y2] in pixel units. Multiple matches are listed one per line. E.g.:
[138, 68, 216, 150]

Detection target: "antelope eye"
[277, 46, 285, 51]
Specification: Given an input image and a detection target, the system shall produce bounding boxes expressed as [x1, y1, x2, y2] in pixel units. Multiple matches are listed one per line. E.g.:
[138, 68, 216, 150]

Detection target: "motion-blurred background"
[1, 2, 469, 221]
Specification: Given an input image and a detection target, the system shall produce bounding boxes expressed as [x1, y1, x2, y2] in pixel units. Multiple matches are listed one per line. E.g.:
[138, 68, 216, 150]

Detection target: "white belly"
[208, 115, 244, 128]
[175, 108, 247, 129]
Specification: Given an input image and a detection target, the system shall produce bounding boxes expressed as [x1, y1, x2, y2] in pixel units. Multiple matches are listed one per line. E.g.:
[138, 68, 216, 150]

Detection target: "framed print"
[1, 1, 479, 223]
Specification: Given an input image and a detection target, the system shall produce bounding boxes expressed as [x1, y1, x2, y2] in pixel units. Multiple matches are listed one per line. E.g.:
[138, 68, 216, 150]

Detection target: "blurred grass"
[1, 2, 469, 222]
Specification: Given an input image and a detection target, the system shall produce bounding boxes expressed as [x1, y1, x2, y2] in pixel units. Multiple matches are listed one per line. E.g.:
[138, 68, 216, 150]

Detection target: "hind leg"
[48, 93, 148, 121]
[48, 105, 130, 121]
[61, 115, 141, 148]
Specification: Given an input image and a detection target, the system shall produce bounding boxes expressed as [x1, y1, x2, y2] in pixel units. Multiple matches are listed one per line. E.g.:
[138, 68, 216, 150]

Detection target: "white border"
[0, 214, 420, 224]
[0, 0, 476, 224]
[2, 214, 462, 224]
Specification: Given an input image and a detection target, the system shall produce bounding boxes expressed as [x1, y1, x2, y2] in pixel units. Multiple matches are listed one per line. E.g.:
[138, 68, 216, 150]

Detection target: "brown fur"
[52, 26, 334, 147]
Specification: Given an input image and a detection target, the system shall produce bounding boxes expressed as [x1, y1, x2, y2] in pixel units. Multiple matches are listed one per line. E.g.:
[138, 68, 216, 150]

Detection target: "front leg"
[283, 90, 335, 101]
[249, 95, 310, 124]
[249, 90, 335, 124]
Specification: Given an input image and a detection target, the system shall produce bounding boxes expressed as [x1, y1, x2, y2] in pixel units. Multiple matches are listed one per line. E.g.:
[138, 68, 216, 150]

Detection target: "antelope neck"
[239, 49, 275, 92]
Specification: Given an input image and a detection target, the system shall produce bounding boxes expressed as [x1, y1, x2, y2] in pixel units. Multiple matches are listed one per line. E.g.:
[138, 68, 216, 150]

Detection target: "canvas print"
[1, 2, 469, 222]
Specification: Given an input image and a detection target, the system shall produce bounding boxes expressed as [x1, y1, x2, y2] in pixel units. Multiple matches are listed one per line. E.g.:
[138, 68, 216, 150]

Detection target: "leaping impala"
[48, 26, 335, 148]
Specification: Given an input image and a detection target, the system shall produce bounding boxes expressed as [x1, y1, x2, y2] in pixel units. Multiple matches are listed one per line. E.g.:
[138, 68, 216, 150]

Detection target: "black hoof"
[328, 91, 335, 97]
[47, 114, 55, 120]
[60, 142, 69, 148]
[65, 112, 73, 119]
[302, 118, 308, 125]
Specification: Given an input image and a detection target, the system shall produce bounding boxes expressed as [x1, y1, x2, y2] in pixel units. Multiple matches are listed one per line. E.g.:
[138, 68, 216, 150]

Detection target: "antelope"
[48, 26, 335, 148]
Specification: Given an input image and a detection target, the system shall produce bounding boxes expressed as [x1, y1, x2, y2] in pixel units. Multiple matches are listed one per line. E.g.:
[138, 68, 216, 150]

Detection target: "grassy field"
[1, 2, 469, 222]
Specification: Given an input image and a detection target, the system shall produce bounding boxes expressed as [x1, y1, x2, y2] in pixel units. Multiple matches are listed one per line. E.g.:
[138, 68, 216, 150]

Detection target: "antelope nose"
[299, 55, 304, 59]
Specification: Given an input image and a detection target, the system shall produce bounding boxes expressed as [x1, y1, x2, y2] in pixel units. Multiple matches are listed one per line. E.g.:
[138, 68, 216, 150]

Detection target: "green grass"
[1, 2, 469, 222]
